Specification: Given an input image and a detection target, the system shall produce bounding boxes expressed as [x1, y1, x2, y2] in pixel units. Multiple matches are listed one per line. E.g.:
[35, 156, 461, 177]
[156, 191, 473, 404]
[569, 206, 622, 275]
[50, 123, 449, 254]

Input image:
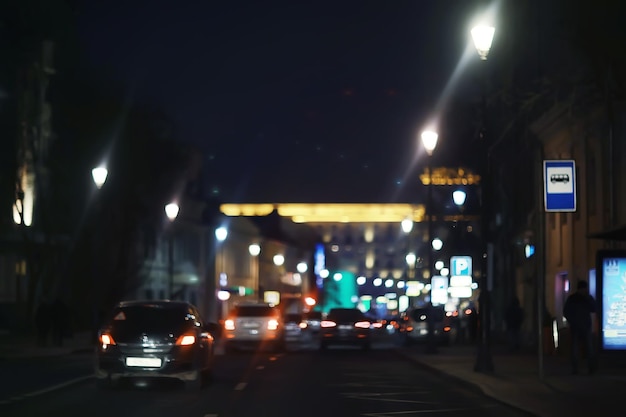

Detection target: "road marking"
[362, 407, 485, 416]
[0, 375, 93, 405]
[234, 382, 247, 391]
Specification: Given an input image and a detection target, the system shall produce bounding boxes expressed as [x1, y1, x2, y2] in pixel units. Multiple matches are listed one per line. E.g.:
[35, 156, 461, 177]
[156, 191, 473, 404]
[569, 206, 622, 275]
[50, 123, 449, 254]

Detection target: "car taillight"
[224, 319, 235, 330]
[176, 334, 196, 346]
[100, 333, 116, 347]
[267, 319, 279, 330]
[443, 326, 451, 332]
[320, 320, 336, 328]
[354, 321, 371, 329]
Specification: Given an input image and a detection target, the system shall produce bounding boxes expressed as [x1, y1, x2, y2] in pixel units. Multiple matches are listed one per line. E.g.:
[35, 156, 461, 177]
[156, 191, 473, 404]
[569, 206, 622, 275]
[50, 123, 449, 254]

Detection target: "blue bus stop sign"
[544, 160, 576, 212]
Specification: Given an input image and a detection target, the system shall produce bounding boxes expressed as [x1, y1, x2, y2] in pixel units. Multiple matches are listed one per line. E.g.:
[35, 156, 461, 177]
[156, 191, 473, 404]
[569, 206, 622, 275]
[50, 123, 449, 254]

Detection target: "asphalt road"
[0, 332, 533, 417]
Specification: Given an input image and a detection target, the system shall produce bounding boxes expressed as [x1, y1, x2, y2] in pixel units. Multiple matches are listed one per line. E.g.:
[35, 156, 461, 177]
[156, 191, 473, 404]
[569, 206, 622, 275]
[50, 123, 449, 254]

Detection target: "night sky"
[75, 1, 491, 203]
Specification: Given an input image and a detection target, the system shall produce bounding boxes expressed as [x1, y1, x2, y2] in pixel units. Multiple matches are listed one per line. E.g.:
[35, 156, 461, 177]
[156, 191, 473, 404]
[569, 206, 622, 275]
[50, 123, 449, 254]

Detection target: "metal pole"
[426, 157, 438, 354]
[474, 60, 494, 373]
[168, 232, 174, 299]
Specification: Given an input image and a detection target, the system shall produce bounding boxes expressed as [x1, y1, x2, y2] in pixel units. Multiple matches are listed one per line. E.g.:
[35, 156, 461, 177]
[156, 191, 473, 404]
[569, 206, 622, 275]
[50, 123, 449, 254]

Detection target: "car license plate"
[339, 325, 352, 330]
[243, 322, 260, 328]
[126, 357, 162, 368]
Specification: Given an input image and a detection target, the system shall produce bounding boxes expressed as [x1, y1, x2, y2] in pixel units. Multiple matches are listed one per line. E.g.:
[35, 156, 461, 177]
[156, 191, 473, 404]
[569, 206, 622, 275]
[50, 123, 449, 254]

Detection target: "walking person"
[563, 280, 597, 374]
[504, 296, 524, 351]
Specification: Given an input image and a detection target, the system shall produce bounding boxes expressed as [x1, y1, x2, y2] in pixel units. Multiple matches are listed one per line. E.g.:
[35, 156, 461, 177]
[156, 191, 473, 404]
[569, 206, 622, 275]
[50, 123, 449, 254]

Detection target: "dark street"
[0, 333, 531, 417]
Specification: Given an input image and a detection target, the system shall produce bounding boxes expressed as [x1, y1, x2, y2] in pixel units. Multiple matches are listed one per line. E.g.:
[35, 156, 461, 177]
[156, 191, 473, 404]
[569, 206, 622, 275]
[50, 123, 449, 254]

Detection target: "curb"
[393, 349, 538, 416]
[0, 375, 94, 406]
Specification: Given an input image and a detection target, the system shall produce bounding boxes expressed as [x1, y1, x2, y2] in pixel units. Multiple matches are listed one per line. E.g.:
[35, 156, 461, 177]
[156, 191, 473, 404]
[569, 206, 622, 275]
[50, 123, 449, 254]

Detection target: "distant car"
[95, 300, 216, 390]
[399, 306, 451, 346]
[303, 311, 323, 334]
[283, 313, 306, 344]
[223, 303, 285, 352]
[320, 308, 371, 351]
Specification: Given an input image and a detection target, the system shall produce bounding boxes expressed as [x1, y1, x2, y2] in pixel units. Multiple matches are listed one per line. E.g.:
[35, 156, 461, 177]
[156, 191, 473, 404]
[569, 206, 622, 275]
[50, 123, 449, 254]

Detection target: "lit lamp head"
[471, 25, 495, 60]
[92, 166, 108, 189]
[215, 226, 228, 242]
[421, 130, 439, 156]
[165, 202, 179, 221]
[453, 190, 467, 207]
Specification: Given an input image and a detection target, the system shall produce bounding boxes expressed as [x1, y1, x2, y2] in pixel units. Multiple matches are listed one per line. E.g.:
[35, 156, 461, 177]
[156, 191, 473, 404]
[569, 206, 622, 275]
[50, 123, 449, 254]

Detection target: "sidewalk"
[0, 330, 94, 359]
[396, 343, 626, 417]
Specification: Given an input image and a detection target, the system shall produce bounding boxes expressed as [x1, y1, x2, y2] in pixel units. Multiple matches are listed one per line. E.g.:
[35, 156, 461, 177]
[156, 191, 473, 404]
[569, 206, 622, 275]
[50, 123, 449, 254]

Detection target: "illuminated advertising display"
[598, 250, 626, 350]
[431, 276, 448, 306]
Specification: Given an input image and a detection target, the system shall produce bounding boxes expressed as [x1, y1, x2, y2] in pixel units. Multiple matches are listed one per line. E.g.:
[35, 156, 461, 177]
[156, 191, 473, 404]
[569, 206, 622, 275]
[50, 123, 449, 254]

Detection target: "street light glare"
[248, 243, 261, 256]
[273, 254, 285, 266]
[215, 226, 228, 241]
[165, 202, 179, 221]
[421, 130, 439, 155]
[453, 190, 467, 206]
[91, 166, 108, 189]
[471, 25, 495, 60]
[297, 261, 308, 273]
[401, 218, 413, 233]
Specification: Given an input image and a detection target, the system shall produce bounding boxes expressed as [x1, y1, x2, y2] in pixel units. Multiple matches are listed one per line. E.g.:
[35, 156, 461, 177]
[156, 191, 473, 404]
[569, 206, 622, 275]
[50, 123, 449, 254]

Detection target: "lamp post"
[91, 166, 107, 338]
[215, 226, 228, 318]
[402, 217, 415, 281]
[165, 202, 179, 299]
[471, 22, 495, 374]
[421, 129, 439, 354]
[249, 243, 261, 301]
[421, 129, 439, 282]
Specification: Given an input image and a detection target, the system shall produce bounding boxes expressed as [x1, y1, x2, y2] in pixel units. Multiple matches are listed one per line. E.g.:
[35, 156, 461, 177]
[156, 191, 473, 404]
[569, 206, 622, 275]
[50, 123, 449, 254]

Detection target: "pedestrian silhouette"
[563, 280, 596, 374]
[504, 296, 524, 351]
[35, 298, 52, 346]
[50, 297, 69, 347]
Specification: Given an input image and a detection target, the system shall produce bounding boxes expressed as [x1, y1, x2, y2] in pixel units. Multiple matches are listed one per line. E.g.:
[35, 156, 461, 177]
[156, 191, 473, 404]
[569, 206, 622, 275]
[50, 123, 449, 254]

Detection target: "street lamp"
[91, 166, 108, 189]
[165, 202, 179, 299]
[471, 25, 495, 61]
[453, 190, 467, 208]
[405, 252, 416, 279]
[421, 129, 438, 280]
[421, 129, 439, 354]
[471, 22, 495, 374]
[215, 226, 228, 318]
[249, 243, 261, 300]
[91, 166, 108, 337]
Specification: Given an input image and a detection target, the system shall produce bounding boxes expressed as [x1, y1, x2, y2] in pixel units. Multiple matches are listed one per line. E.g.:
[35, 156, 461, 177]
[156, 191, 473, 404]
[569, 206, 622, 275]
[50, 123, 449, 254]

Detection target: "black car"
[95, 300, 217, 390]
[320, 308, 371, 350]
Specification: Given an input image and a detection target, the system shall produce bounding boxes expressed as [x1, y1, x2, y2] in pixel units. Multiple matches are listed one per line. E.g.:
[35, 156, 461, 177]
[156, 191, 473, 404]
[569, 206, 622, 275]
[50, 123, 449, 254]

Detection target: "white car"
[222, 303, 285, 352]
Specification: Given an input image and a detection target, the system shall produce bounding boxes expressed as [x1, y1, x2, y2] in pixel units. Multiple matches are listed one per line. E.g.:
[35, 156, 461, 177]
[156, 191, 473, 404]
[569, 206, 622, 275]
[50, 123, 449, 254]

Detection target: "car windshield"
[304, 312, 322, 320]
[284, 314, 302, 323]
[233, 306, 277, 317]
